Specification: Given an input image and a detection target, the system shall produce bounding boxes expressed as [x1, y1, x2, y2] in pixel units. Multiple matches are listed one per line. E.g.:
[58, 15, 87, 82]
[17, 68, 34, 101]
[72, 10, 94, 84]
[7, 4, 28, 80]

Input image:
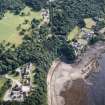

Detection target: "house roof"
[22, 86, 30, 92]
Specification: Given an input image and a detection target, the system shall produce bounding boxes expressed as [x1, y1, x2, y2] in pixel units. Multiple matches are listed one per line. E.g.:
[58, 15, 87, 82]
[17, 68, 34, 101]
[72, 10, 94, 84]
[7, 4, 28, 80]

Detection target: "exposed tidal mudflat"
[87, 53, 105, 105]
[47, 42, 105, 105]
[60, 53, 105, 105]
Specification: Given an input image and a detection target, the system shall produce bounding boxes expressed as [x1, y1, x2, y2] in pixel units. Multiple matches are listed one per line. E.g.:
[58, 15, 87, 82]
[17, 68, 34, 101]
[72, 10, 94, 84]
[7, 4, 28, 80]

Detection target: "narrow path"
[3, 74, 21, 101]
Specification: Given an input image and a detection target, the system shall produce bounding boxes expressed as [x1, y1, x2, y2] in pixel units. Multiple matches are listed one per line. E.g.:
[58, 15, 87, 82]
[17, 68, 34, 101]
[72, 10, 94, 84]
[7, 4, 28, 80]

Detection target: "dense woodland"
[0, 0, 25, 16]
[24, 0, 48, 11]
[0, 0, 48, 18]
[0, 0, 105, 105]
[51, 0, 105, 35]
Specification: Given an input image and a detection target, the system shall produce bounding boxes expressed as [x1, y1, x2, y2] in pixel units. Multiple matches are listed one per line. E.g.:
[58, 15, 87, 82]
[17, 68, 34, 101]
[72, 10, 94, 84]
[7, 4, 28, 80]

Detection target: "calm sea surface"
[88, 54, 105, 105]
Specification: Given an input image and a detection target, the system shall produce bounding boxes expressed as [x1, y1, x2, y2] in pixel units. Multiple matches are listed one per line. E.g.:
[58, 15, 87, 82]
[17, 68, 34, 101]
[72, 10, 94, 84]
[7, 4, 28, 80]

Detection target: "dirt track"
[47, 42, 105, 105]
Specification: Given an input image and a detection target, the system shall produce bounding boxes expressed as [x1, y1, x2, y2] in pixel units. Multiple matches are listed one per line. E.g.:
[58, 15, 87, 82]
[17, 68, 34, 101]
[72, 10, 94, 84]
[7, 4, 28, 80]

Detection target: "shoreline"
[47, 41, 105, 105]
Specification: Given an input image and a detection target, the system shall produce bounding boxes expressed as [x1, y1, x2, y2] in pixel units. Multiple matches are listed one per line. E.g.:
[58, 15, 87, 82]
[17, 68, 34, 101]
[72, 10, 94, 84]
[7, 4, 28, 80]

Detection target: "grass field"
[67, 18, 96, 42]
[0, 77, 11, 100]
[30, 65, 36, 84]
[67, 26, 80, 41]
[0, 78, 7, 90]
[0, 7, 42, 46]
[0, 77, 8, 100]
[8, 73, 20, 80]
[84, 18, 96, 29]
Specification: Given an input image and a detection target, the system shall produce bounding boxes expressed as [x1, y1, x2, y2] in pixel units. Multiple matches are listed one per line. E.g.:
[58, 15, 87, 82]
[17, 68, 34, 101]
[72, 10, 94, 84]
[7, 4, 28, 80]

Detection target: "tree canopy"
[51, 0, 105, 35]
[0, 0, 105, 105]
[0, 0, 48, 18]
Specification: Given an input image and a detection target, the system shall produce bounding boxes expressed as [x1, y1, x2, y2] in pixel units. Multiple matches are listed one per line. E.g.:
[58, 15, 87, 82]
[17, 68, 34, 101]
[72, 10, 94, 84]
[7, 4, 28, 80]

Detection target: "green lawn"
[0, 7, 42, 46]
[67, 26, 80, 41]
[0, 78, 7, 90]
[30, 65, 36, 84]
[8, 73, 20, 80]
[67, 18, 96, 42]
[0, 77, 11, 100]
[21, 7, 42, 20]
[84, 18, 96, 29]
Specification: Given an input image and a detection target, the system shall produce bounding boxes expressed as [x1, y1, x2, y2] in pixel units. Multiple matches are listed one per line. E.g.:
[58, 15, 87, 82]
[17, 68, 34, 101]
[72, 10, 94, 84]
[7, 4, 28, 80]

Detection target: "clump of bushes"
[88, 36, 100, 45]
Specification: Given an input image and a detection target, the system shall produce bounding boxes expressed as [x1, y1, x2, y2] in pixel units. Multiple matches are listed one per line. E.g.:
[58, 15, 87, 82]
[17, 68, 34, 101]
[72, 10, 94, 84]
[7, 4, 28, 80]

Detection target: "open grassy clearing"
[84, 18, 96, 29]
[67, 26, 80, 41]
[0, 78, 7, 90]
[30, 65, 36, 84]
[67, 18, 96, 42]
[0, 77, 9, 100]
[21, 7, 42, 20]
[67, 18, 96, 47]
[79, 28, 92, 38]
[0, 7, 42, 46]
[7, 73, 20, 80]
